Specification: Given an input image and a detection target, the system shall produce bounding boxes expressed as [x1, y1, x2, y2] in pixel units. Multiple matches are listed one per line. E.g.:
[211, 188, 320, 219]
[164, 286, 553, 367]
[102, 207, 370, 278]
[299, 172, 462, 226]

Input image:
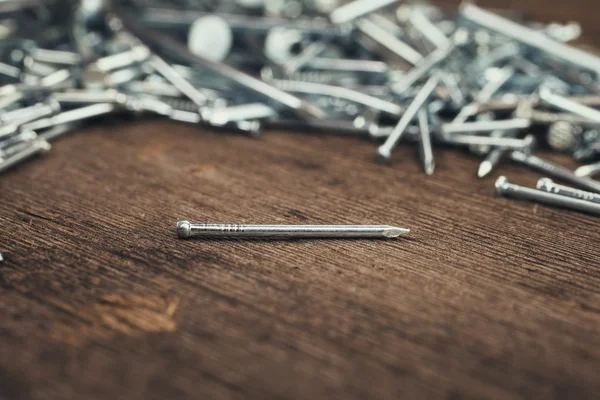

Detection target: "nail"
[51, 90, 128, 106]
[0, 92, 24, 111]
[24, 55, 58, 77]
[21, 103, 118, 132]
[377, 72, 440, 162]
[510, 151, 600, 193]
[539, 88, 600, 124]
[142, 8, 345, 37]
[408, 8, 451, 49]
[202, 103, 276, 125]
[329, 0, 400, 25]
[30, 48, 82, 66]
[1, 100, 60, 125]
[443, 133, 536, 151]
[477, 130, 518, 178]
[94, 44, 151, 72]
[0, 61, 22, 80]
[460, 3, 600, 74]
[357, 18, 423, 65]
[442, 118, 531, 136]
[272, 79, 403, 116]
[282, 41, 329, 75]
[149, 54, 207, 107]
[537, 178, 600, 204]
[476, 66, 515, 103]
[0, 130, 37, 154]
[495, 176, 600, 215]
[575, 162, 600, 178]
[123, 79, 182, 98]
[417, 109, 435, 175]
[392, 44, 455, 94]
[177, 221, 410, 239]
[0, 139, 51, 174]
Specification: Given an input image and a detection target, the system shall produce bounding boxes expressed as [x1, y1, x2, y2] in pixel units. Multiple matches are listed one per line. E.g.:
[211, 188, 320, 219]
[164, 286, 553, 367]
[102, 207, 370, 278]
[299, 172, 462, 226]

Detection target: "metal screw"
[510, 151, 600, 193]
[176, 220, 410, 239]
[537, 178, 600, 204]
[495, 176, 600, 216]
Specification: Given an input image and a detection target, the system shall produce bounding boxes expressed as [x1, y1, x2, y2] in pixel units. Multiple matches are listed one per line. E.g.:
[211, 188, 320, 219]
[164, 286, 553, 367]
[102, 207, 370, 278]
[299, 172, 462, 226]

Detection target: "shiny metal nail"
[408, 8, 451, 49]
[495, 176, 600, 215]
[0, 61, 21, 79]
[272, 79, 402, 116]
[1, 100, 60, 126]
[357, 18, 423, 65]
[95, 44, 151, 72]
[0, 130, 37, 153]
[23, 55, 58, 77]
[0, 139, 51, 174]
[539, 88, 600, 124]
[21, 103, 117, 132]
[417, 109, 435, 175]
[461, 3, 600, 74]
[392, 44, 455, 94]
[283, 41, 329, 75]
[575, 162, 600, 178]
[51, 90, 128, 106]
[537, 178, 600, 204]
[444, 133, 535, 151]
[329, 0, 400, 25]
[510, 151, 600, 193]
[377, 73, 440, 162]
[477, 130, 518, 178]
[442, 118, 531, 136]
[149, 54, 207, 107]
[177, 220, 410, 239]
[30, 48, 82, 66]
[202, 103, 276, 125]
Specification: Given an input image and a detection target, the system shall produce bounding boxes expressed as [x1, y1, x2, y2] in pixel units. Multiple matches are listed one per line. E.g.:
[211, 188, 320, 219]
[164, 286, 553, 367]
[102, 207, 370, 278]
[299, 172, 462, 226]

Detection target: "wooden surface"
[1, 2, 600, 399]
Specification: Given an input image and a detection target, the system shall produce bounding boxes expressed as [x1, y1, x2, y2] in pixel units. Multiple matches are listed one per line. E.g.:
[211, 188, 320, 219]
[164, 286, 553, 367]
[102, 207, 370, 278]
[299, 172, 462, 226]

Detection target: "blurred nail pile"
[1, 0, 600, 215]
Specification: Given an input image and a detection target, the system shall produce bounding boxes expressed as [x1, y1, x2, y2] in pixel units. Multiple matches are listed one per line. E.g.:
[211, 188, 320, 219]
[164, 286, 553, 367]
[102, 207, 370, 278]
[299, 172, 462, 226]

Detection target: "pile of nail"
[1, 0, 600, 215]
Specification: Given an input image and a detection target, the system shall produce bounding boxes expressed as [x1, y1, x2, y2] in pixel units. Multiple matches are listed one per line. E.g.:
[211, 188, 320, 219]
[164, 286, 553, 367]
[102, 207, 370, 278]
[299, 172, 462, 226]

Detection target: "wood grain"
[1, 1, 600, 399]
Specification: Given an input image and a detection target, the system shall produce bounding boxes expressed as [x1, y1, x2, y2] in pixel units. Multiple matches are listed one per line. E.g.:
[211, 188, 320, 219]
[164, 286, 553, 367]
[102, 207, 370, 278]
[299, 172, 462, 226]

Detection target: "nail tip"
[384, 226, 410, 238]
[477, 162, 492, 178]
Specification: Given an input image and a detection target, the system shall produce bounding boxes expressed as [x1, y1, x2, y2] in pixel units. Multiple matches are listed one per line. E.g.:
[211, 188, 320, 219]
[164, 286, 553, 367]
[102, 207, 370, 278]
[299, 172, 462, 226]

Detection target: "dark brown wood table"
[1, 1, 600, 399]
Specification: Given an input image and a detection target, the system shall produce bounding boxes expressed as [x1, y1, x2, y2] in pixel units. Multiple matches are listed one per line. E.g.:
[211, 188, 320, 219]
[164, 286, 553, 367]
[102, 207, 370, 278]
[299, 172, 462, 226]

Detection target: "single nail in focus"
[177, 221, 410, 239]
